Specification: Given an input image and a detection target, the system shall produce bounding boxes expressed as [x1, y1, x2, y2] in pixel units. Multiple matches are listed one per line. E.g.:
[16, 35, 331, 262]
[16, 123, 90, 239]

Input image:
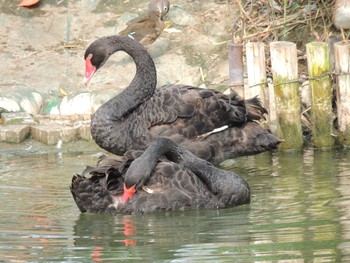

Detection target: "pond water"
[0, 141, 349, 262]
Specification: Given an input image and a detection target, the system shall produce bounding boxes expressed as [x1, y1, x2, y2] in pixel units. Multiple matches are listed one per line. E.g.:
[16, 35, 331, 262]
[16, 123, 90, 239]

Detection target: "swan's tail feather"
[216, 91, 268, 124]
[70, 173, 122, 213]
[70, 175, 90, 213]
[70, 155, 132, 213]
[183, 122, 281, 165]
[245, 96, 268, 121]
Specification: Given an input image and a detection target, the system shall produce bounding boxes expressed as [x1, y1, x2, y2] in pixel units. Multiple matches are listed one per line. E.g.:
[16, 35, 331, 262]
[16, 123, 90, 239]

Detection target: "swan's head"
[121, 173, 147, 203]
[122, 183, 136, 203]
[83, 41, 109, 85]
[149, 0, 170, 17]
[121, 157, 151, 203]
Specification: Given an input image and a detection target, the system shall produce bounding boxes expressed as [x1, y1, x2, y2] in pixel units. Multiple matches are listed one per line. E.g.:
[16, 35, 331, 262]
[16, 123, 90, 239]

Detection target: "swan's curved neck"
[125, 138, 181, 188]
[97, 36, 157, 120]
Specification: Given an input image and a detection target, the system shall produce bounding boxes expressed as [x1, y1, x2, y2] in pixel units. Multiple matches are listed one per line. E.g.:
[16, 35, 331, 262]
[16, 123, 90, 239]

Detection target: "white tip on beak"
[83, 76, 90, 85]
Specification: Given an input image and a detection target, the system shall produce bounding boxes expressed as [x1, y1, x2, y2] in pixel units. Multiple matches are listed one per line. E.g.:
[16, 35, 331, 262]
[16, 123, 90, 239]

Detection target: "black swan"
[70, 137, 250, 214]
[84, 35, 281, 165]
[118, 0, 170, 45]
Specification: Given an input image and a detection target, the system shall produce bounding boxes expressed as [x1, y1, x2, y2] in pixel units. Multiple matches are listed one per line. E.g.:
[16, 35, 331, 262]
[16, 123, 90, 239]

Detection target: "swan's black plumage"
[70, 138, 250, 214]
[84, 35, 281, 165]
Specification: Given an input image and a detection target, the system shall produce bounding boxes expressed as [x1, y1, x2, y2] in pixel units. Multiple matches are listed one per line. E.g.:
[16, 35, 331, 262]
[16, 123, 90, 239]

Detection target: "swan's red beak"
[122, 184, 136, 203]
[84, 54, 96, 85]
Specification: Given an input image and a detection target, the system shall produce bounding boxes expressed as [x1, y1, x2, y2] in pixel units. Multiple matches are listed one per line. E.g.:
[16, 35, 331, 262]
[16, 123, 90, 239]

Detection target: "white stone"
[60, 93, 92, 115]
[0, 97, 20, 112]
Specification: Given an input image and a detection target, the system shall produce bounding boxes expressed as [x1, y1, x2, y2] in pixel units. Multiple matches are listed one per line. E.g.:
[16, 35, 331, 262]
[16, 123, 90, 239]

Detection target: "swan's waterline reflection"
[0, 141, 349, 262]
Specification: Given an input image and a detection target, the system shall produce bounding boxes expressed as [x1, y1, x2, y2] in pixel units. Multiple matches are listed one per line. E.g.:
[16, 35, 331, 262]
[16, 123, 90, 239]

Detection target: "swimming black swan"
[118, 0, 170, 45]
[84, 35, 281, 165]
[70, 137, 250, 214]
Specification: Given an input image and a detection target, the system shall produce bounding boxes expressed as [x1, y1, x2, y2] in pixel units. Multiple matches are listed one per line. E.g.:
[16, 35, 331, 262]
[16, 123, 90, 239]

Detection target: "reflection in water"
[73, 214, 140, 261]
[73, 208, 251, 262]
[334, 150, 350, 258]
[0, 145, 350, 262]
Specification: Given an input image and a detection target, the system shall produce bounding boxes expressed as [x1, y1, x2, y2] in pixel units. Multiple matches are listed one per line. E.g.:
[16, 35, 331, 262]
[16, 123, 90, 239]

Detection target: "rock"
[20, 92, 43, 115]
[31, 124, 79, 145]
[34, 114, 91, 124]
[0, 97, 21, 112]
[60, 93, 92, 115]
[78, 122, 93, 141]
[0, 125, 31, 143]
[2, 112, 37, 125]
[0, 85, 43, 114]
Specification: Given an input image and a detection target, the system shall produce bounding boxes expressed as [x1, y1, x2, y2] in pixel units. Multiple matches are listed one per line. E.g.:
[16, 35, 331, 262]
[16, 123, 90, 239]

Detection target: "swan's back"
[92, 85, 280, 164]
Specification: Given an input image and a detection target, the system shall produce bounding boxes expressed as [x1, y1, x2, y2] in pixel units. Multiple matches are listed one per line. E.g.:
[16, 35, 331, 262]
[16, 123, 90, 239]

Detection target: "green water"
[0, 141, 349, 262]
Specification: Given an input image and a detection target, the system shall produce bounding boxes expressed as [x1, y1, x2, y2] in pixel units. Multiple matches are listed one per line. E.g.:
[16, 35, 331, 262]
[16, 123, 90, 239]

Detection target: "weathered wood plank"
[270, 41, 303, 150]
[306, 42, 335, 148]
[334, 41, 350, 146]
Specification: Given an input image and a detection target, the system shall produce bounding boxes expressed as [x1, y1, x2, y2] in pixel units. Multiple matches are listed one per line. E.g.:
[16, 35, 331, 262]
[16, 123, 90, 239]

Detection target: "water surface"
[0, 142, 350, 262]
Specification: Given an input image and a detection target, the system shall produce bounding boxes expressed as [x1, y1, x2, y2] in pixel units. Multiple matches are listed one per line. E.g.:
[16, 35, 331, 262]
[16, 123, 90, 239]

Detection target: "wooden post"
[267, 80, 278, 135]
[270, 41, 303, 150]
[228, 43, 244, 98]
[246, 42, 276, 131]
[306, 42, 335, 148]
[245, 42, 267, 102]
[334, 42, 350, 146]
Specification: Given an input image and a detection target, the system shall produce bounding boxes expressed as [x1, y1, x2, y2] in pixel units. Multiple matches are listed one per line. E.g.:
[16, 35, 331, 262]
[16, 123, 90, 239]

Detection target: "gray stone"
[78, 122, 93, 141]
[31, 124, 79, 146]
[0, 86, 43, 114]
[2, 112, 37, 125]
[0, 125, 31, 143]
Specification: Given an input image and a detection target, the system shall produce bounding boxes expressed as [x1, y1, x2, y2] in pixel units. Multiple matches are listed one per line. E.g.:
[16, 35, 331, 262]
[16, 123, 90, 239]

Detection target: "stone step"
[2, 112, 37, 125]
[0, 125, 31, 143]
[0, 112, 93, 145]
[30, 124, 79, 146]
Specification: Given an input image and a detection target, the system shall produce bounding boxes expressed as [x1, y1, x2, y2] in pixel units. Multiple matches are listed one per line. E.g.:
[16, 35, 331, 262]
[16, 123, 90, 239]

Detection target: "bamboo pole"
[228, 43, 244, 98]
[334, 42, 350, 146]
[306, 42, 335, 148]
[270, 41, 303, 150]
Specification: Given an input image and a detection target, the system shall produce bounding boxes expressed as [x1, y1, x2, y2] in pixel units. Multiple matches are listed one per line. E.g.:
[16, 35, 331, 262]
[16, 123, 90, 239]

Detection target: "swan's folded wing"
[139, 85, 254, 137]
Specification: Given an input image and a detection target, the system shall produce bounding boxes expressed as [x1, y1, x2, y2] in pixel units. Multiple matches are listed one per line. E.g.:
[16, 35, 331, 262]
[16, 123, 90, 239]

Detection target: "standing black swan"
[84, 35, 281, 165]
[70, 137, 250, 214]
